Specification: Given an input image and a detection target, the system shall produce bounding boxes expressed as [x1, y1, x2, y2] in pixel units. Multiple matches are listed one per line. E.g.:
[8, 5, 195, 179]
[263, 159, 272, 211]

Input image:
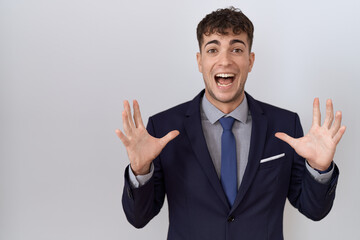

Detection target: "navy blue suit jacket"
[122, 91, 339, 240]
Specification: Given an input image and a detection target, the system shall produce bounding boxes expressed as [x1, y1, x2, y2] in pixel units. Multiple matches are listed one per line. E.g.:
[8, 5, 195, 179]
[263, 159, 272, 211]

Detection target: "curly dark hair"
[196, 7, 254, 52]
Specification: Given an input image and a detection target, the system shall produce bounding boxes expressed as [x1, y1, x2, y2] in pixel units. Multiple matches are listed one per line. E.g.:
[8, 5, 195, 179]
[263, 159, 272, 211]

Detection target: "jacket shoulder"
[256, 99, 297, 117]
[150, 100, 192, 122]
[246, 93, 301, 133]
[245, 91, 296, 117]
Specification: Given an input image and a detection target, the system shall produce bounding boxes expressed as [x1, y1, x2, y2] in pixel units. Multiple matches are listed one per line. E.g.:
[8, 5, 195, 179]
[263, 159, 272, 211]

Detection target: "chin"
[210, 92, 240, 105]
[217, 90, 244, 102]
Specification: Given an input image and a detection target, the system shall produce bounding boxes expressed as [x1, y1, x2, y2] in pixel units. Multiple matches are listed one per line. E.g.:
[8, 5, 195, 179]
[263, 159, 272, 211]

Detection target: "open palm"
[115, 100, 179, 175]
[275, 98, 346, 171]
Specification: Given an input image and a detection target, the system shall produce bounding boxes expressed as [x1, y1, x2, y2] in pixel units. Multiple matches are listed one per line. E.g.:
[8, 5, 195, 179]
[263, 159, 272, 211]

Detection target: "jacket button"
[227, 216, 235, 222]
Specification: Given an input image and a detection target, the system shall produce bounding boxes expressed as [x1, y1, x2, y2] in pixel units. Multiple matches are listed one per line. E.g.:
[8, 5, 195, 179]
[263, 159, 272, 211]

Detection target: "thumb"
[159, 130, 180, 147]
[275, 132, 296, 148]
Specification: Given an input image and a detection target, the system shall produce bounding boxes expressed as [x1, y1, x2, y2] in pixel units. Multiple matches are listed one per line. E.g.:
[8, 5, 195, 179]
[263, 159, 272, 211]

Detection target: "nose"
[217, 51, 232, 67]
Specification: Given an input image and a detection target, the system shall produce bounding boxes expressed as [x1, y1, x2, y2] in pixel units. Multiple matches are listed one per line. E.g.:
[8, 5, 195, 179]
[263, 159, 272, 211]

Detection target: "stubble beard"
[205, 81, 245, 105]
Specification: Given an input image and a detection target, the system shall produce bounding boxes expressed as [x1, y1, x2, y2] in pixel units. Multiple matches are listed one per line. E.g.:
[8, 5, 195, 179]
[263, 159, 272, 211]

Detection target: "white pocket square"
[260, 153, 285, 163]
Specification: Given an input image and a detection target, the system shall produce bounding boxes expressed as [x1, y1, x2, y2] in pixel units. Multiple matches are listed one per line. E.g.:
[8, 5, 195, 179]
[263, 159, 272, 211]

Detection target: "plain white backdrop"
[1, 0, 359, 239]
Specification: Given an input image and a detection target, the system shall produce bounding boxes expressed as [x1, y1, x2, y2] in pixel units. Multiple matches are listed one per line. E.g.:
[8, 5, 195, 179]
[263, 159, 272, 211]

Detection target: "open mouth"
[215, 73, 235, 87]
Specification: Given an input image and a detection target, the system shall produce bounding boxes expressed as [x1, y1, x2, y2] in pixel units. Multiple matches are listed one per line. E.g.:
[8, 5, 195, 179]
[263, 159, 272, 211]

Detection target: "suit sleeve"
[121, 117, 166, 228]
[287, 113, 339, 221]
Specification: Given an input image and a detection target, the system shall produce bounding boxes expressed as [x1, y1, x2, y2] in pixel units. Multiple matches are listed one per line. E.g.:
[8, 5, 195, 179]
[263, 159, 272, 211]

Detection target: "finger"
[275, 132, 297, 148]
[159, 130, 180, 148]
[133, 100, 144, 128]
[323, 99, 334, 129]
[330, 111, 342, 137]
[115, 129, 130, 146]
[122, 110, 132, 136]
[333, 125, 346, 145]
[124, 100, 135, 129]
[312, 98, 321, 126]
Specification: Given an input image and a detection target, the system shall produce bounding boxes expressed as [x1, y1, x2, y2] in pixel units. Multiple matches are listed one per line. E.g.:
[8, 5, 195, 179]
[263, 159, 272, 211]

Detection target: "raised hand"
[115, 100, 179, 175]
[275, 98, 346, 171]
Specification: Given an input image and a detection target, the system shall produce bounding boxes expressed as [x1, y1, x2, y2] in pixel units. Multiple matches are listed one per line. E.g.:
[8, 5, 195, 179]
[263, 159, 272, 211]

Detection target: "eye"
[207, 49, 217, 53]
[232, 48, 243, 53]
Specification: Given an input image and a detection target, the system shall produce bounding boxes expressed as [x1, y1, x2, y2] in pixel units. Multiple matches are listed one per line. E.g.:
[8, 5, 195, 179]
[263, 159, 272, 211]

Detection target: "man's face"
[196, 31, 255, 113]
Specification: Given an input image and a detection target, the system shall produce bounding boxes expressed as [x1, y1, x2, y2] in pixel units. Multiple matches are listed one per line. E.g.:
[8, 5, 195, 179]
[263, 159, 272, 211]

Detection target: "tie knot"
[219, 117, 235, 130]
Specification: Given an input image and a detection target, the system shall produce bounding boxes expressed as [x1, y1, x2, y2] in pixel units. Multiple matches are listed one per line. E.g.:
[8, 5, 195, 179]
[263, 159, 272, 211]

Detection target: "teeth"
[217, 82, 232, 87]
[215, 73, 235, 78]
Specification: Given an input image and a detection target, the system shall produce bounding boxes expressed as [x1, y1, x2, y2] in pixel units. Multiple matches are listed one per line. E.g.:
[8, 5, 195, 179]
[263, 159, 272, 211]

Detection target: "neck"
[205, 92, 244, 114]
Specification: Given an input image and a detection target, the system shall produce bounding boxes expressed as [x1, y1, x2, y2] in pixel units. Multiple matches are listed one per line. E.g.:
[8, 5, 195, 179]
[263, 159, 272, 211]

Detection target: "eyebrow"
[204, 40, 220, 47]
[230, 39, 246, 46]
[204, 39, 247, 48]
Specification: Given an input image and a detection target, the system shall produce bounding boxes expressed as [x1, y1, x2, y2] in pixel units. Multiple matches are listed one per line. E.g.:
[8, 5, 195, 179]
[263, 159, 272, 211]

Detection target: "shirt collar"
[201, 93, 249, 124]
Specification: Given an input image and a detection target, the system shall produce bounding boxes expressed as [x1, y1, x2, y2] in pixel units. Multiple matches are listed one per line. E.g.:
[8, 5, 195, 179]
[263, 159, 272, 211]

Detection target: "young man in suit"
[116, 7, 346, 240]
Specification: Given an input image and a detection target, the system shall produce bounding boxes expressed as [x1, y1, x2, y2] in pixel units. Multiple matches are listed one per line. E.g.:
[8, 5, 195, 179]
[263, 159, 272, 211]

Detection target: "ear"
[196, 52, 202, 73]
[248, 52, 255, 72]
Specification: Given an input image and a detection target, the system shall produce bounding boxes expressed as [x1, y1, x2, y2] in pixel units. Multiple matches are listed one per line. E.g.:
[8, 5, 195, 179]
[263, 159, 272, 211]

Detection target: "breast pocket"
[259, 153, 286, 169]
[249, 153, 287, 197]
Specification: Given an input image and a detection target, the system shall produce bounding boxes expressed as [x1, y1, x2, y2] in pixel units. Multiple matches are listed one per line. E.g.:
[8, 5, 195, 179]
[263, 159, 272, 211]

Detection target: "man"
[116, 7, 346, 240]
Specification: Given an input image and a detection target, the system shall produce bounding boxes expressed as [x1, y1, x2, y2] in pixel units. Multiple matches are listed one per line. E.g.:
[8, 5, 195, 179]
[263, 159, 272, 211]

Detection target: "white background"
[1, 0, 359, 239]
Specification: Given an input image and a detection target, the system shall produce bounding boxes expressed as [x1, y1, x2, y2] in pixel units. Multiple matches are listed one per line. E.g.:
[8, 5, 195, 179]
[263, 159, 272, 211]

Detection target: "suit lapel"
[231, 93, 268, 212]
[183, 91, 230, 209]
